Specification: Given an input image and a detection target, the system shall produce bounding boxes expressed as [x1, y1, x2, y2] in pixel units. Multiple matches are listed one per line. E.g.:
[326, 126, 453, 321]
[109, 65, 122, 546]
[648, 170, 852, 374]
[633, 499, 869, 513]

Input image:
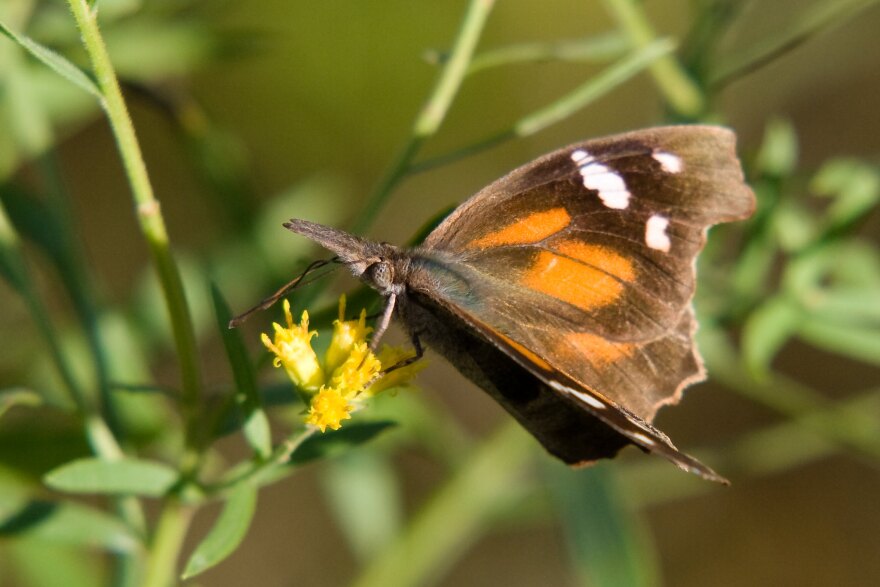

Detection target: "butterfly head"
[284, 219, 405, 296]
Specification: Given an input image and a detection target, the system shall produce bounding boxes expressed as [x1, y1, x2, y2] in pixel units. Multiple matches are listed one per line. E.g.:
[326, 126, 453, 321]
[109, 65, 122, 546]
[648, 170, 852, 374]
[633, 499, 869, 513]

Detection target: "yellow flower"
[324, 295, 372, 375]
[263, 296, 423, 433]
[305, 387, 353, 432]
[261, 300, 323, 391]
[365, 346, 427, 397]
[328, 341, 383, 398]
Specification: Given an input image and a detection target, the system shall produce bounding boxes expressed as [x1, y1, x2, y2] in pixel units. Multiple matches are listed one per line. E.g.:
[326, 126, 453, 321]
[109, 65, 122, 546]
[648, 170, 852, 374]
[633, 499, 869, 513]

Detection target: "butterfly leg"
[380, 331, 424, 375]
[365, 293, 424, 376]
[369, 293, 396, 352]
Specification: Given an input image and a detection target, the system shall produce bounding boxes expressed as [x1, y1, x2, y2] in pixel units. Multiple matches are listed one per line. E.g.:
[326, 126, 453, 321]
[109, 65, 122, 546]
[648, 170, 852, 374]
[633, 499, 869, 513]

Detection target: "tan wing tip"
[673, 451, 730, 485]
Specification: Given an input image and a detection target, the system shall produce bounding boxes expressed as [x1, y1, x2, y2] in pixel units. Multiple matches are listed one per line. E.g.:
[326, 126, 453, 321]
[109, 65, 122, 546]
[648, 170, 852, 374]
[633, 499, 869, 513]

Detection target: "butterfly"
[241, 125, 755, 483]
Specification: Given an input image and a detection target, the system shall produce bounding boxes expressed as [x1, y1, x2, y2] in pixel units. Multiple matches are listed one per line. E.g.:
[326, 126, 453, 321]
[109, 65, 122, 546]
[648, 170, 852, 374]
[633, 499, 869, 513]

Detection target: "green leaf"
[6, 538, 98, 587]
[0, 21, 101, 99]
[810, 287, 880, 323]
[743, 295, 801, 376]
[289, 421, 396, 466]
[0, 496, 139, 552]
[826, 242, 880, 288]
[798, 319, 880, 366]
[211, 284, 271, 458]
[756, 118, 798, 177]
[811, 158, 880, 234]
[322, 451, 401, 562]
[783, 247, 835, 293]
[0, 387, 43, 419]
[774, 200, 817, 252]
[182, 483, 257, 579]
[549, 464, 659, 587]
[44, 457, 178, 497]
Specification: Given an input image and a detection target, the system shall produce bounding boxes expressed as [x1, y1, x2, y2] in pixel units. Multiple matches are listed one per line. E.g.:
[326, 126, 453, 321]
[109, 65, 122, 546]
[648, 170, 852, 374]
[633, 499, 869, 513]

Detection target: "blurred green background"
[1, 1, 879, 586]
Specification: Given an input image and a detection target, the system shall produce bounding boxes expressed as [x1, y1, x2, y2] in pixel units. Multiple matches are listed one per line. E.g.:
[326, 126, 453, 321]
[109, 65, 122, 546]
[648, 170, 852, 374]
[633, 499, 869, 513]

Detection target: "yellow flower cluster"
[262, 296, 423, 432]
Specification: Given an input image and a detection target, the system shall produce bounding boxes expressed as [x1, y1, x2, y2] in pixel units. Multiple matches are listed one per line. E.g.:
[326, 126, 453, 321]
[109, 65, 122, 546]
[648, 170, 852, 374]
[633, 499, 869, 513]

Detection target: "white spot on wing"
[652, 151, 682, 173]
[574, 160, 631, 209]
[645, 214, 671, 252]
[570, 149, 591, 163]
[549, 380, 606, 410]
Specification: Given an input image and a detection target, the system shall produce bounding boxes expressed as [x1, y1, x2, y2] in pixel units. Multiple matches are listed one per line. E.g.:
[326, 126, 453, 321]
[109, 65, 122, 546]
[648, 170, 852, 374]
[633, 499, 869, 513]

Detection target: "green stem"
[463, 33, 629, 75]
[351, 0, 496, 235]
[601, 0, 704, 118]
[207, 427, 317, 494]
[65, 0, 203, 469]
[352, 420, 534, 587]
[411, 38, 674, 174]
[711, 0, 879, 88]
[142, 499, 195, 587]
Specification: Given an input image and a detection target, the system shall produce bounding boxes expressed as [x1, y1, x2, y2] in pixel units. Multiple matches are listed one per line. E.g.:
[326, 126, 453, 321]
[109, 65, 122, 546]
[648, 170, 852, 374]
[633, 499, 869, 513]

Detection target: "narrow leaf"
[743, 295, 801, 376]
[0, 387, 43, 419]
[211, 284, 271, 458]
[289, 421, 396, 466]
[182, 484, 257, 579]
[44, 457, 178, 497]
[322, 451, 402, 562]
[811, 287, 880, 323]
[549, 464, 659, 587]
[756, 118, 798, 177]
[798, 319, 880, 366]
[0, 21, 101, 99]
[0, 497, 139, 552]
[812, 159, 880, 234]
[6, 539, 97, 587]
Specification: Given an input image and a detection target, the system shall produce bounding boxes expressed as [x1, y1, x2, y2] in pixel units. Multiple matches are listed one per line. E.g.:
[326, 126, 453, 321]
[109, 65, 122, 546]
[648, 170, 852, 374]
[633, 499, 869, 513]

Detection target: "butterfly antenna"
[228, 257, 338, 328]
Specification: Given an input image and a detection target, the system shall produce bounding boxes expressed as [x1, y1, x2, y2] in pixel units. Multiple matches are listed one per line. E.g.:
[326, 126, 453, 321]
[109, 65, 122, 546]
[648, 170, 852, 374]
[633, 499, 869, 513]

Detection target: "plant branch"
[142, 499, 195, 587]
[65, 0, 203, 471]
[351, 0, 496, 235]
[601, 0, 704, 118]
[411, 38, 674, 174]
[711, 0, 880, 88]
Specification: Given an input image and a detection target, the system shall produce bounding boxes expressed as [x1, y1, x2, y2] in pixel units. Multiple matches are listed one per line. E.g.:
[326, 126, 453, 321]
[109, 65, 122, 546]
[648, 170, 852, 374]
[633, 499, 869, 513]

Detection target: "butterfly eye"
[365, 261, 394, 291]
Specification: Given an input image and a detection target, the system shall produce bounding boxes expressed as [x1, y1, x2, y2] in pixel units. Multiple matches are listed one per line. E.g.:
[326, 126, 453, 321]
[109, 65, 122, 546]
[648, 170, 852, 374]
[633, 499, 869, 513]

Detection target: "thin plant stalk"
[351, 0, 496, 235]
[601, 0, 704, 117]
[65, 0, 203, 471]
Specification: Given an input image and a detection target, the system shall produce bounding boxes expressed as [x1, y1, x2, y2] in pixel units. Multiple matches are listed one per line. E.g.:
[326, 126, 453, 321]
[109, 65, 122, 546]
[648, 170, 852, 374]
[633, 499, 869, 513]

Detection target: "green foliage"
[1, 1, 878, 586]
[44, 457, 179, 497]
[182, 484, 257, 579]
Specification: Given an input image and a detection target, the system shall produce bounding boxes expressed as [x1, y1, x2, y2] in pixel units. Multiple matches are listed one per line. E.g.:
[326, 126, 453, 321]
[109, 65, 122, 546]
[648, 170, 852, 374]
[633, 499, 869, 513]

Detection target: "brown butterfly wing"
[414, 126, 754, 421]
[400, 289, 726, 482]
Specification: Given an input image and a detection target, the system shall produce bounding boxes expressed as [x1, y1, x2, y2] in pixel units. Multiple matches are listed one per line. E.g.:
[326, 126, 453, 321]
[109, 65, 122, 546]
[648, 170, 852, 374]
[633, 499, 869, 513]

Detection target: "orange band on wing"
[469, 208, 570, 248]
[523, 243, 634, 310]
[565, 332, 633, 365]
